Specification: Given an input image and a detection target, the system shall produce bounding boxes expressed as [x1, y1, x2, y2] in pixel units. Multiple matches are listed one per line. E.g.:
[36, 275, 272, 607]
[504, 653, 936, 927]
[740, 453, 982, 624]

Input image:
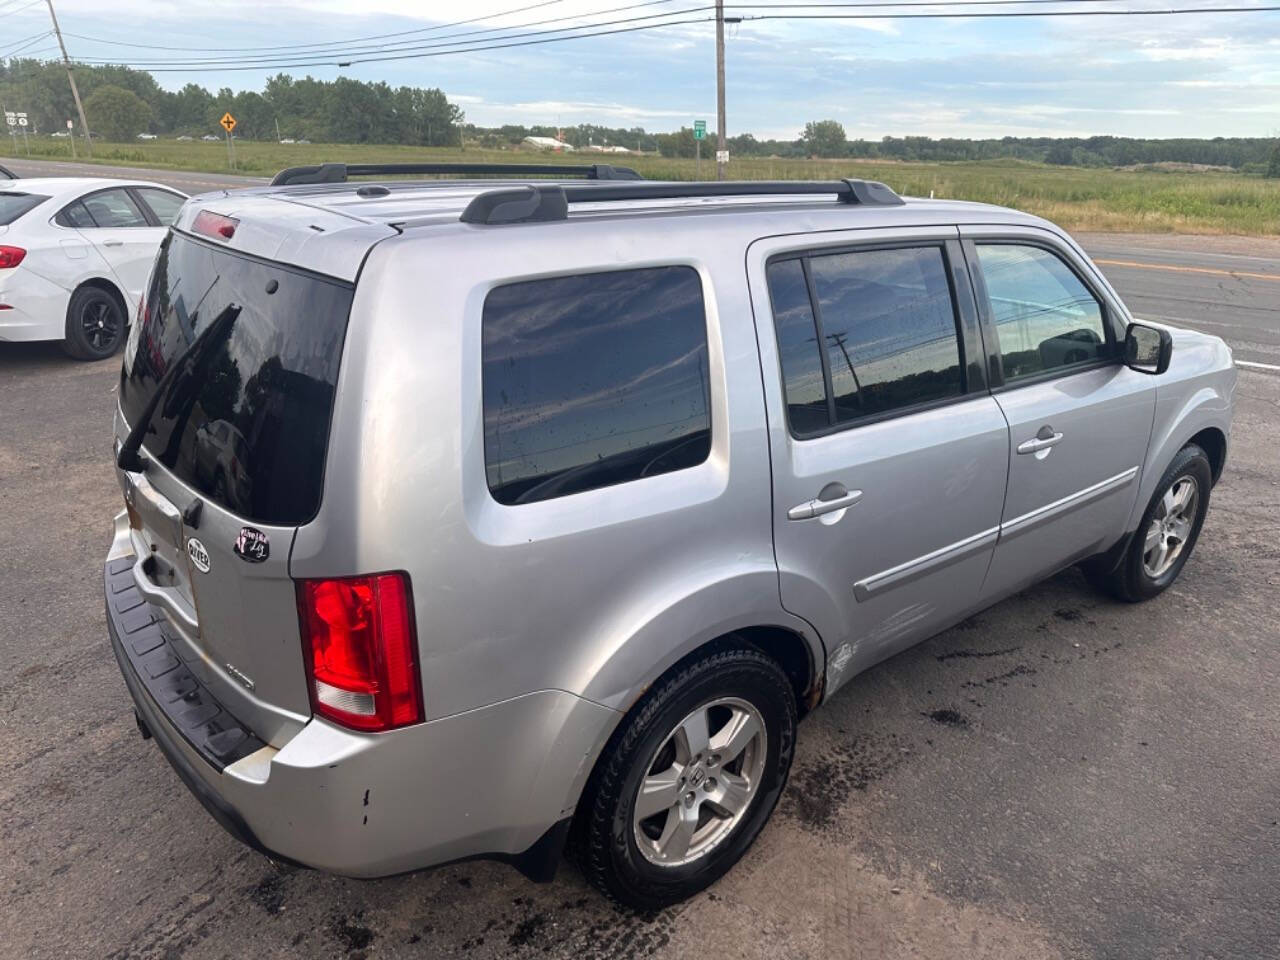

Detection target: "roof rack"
[458, 179, 905, 225]
[270, 161, 644, 187]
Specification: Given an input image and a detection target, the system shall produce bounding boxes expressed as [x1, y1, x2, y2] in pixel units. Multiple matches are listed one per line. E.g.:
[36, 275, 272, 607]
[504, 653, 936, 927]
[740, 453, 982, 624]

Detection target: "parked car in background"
[176, 135, 194, 142]
[51, 131, 70, 139]
[0, 177, 187, 359]
[201, 134, 219, 142]
[104, 162, 1235, 911]
[137, 133, 157, 141]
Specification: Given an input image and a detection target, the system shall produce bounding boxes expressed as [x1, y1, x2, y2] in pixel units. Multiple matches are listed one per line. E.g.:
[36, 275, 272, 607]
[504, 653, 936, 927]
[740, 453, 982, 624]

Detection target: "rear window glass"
[482, 266, 711, 506]
[119, 231, 354, 525]
[0, 192, 47, 225]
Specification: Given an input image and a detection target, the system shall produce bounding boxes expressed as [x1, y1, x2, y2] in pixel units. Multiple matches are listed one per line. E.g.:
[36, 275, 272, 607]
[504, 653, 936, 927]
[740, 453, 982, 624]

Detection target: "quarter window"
[766, 245, 965, 435]
[136, 188, 185, 226]
[976, 244, 1108, 381]
[482, 266, 712, 506]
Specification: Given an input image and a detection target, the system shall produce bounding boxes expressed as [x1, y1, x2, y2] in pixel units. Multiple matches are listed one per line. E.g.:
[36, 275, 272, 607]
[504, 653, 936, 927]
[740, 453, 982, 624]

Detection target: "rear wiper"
[116, 303, 241, 472]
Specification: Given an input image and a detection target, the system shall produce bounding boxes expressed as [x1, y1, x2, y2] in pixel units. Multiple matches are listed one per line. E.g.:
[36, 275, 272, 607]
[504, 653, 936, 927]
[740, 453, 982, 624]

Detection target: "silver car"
[105, 164, 1235, 910]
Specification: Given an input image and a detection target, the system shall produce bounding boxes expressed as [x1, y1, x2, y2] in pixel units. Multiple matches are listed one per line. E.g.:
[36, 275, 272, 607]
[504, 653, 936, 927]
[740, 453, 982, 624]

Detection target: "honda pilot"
[105, 163, 1235, 909]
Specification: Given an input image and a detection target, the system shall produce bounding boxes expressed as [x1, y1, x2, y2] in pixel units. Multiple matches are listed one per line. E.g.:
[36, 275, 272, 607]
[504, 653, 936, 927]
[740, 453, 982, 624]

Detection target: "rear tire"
[1085, 444, 1212, 602]
[573, 643, 796, 911]
[62, 285, 125, 361]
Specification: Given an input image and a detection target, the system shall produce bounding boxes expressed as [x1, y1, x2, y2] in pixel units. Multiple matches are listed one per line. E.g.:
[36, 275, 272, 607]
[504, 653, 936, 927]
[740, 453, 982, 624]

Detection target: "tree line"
[0, 59, 462, 144]
[1, 59, 1276, 174]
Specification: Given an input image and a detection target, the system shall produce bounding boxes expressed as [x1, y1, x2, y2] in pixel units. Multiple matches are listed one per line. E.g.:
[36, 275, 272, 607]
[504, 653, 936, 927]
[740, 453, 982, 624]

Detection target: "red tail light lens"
[296, 572, 423, 732]
[0, 245, 26, 269]
[192, 210, 238, 241]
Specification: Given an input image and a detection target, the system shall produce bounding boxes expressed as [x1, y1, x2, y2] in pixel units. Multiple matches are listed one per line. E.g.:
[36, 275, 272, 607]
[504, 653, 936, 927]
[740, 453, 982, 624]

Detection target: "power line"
[0, 29, 51, 57]
[69, 5, 712, 67]
[742, 1, 1280, 19]
[59, 0, 679, 54]
[126, 14, 721, 72]
[0, 0, 47, 17]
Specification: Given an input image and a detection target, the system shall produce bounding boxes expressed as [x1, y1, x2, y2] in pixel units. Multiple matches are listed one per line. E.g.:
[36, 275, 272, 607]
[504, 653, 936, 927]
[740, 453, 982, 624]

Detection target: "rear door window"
[482, 266, 711, 505]
[975, 243, 1110, 381]
[54, 201, 95, 228]
[0, 192, 48, 225]
[80, 189, 148, 228]
[766, 245, 965, 435]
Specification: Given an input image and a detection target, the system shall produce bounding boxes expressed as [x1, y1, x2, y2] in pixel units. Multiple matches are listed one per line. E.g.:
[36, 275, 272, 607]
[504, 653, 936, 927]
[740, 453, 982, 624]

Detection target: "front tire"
[1086, 443, 1212, 602]
[573, 644, 796, 911]
[62, 285, 125, 361]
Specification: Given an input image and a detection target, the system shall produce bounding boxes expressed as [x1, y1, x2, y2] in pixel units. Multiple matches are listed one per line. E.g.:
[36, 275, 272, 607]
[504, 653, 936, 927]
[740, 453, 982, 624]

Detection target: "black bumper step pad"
[105, 556, 265, 771]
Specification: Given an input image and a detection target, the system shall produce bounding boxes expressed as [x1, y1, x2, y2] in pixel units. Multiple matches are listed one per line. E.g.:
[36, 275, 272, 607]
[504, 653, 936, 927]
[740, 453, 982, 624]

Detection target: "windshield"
[119, 231, 355, 525]
[0, 192, 48, 225]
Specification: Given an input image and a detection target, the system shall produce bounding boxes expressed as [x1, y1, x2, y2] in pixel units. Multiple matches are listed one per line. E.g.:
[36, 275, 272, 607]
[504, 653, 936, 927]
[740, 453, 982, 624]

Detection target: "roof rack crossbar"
[458, 178, 905, 225]
[270, 161, 644, 187]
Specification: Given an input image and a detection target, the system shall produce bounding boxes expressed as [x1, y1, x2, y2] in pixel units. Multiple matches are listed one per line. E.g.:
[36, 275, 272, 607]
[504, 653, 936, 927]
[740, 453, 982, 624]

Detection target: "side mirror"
[1124, 322, 1172, 375]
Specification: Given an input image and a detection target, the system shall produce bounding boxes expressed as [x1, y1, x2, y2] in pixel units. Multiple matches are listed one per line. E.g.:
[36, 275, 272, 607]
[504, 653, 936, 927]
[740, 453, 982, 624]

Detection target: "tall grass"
[6, 138, 1279, 234]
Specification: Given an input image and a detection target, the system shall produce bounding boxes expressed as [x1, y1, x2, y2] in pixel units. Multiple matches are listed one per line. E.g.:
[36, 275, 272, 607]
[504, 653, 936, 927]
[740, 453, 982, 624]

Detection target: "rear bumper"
[0, 268, 69, 342]
[105, 539, 620, 880]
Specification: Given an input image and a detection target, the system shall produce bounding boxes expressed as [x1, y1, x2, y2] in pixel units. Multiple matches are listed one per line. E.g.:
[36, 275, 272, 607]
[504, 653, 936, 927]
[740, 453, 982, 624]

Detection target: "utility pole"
[715, 0, 727, 180]
[45, 0, 91, 157]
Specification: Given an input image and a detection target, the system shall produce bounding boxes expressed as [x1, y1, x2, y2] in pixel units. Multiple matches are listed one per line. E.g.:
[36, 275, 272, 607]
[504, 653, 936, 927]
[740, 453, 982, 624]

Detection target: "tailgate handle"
[131, 554, 199, 634]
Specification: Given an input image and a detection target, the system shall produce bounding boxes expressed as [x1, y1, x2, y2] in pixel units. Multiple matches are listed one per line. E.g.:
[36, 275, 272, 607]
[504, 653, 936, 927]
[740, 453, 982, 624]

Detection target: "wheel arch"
[70, 275, 131, 323]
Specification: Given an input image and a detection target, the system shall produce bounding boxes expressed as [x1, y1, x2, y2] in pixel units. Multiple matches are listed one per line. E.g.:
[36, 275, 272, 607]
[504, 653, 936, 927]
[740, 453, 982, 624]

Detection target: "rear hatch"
[115, 225, 358, 744]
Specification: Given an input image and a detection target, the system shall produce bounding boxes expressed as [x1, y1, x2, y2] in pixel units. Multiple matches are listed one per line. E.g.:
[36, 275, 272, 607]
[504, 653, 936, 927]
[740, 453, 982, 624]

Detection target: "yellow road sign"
[220, 112, 236, 133]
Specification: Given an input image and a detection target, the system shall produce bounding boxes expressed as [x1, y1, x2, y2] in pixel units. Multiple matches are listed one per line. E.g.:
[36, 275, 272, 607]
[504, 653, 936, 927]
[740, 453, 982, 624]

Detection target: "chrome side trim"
[999, 466, 1140, 540]
[854, 525, 1000, 601]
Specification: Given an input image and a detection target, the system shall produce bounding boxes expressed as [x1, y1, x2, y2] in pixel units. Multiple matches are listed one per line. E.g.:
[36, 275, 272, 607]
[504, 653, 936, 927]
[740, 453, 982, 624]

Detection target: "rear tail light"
[0, 245, 26, 269]
[192, 210, 238, 242]
[296, 572, 423, 732]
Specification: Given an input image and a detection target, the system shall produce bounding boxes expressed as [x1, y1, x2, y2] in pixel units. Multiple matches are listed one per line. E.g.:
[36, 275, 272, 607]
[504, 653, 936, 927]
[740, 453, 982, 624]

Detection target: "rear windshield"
[119, 231, 354, 525]
[0, 192, 48, 225]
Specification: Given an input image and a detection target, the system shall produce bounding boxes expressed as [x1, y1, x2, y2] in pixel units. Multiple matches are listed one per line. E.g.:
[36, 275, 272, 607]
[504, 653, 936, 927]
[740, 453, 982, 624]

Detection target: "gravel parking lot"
[1, 247, 1277, 960]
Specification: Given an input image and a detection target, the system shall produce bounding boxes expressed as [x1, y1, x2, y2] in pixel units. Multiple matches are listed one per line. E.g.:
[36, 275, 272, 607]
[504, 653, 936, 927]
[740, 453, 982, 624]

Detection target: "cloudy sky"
[5, 0, 1279, 139]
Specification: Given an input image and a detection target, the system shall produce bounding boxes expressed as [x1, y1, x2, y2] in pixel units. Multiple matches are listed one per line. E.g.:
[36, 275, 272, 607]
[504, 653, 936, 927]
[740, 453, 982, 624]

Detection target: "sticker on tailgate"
[233, 526, 269, 563]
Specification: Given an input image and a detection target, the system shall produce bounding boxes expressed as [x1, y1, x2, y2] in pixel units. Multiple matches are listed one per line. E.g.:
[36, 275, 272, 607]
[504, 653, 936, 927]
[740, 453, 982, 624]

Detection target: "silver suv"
[105, 163, 1235, 910]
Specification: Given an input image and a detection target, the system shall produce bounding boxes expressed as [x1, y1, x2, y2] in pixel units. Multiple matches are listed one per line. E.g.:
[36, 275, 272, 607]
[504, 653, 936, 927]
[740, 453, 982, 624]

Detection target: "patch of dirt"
[924, 709, 970, 729]
[785, 733, 911, 829]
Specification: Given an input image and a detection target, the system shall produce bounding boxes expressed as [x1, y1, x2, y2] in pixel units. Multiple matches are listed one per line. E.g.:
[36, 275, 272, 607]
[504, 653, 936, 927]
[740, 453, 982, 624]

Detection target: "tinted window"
[808, 246, 963, 422]
[766, 258, 830, 435]
[136, 187, 185, 226]
[80, 189, 147, 228]
[977, 244, 1108, 380]
[56, 201, 96, 228]
[0, 192, 48, 225]
[483, 266, 711, 506]
[119, 232, 354, 525]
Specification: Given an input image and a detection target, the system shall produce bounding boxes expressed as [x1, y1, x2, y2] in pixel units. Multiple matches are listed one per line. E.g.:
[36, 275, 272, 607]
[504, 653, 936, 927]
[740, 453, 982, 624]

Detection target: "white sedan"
[0, 177, 186, 360]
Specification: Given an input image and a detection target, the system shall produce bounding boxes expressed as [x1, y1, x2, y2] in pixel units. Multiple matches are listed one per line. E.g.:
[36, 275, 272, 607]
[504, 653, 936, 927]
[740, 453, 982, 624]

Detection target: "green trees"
[83, 85, 153, 141]
[801, 120, 847, 157]
[1266, 142, 1280, 178]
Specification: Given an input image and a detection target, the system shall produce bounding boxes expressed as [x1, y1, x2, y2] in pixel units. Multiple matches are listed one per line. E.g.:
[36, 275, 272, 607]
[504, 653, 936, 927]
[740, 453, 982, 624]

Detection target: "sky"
[3, 0, 1279, 139]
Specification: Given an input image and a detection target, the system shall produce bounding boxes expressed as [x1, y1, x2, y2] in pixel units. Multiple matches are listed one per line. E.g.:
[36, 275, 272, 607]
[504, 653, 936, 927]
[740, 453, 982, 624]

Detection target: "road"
[1, 158, 1278, 960]
[5, 156, 1277, 369]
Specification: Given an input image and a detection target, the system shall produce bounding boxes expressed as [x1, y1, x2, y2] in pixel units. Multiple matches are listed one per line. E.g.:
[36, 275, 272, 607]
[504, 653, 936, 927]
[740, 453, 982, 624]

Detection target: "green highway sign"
[693, 119, 706, 140]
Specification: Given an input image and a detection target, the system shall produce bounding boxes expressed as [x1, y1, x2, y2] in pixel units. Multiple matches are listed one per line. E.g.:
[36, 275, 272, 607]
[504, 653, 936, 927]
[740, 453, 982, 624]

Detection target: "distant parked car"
[0, 177, 187, 359]
[201, 134, 219, 142]
[51, 131, 70, 139]
[279, 138, 296, 144]
[137, 133, 157, 141]
[296, 138, 311, 144]
[176, 135, 193, 142]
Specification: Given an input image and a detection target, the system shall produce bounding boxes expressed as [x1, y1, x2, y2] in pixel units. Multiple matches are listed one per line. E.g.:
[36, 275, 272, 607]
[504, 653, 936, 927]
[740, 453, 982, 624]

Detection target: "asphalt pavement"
[1, 158, 1278, 959]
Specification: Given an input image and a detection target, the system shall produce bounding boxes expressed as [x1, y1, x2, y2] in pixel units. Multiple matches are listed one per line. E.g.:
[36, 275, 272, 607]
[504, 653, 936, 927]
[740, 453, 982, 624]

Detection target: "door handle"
[788, 487, 863, 521]
[102, 239, 124, 247]
[1017, 431, 1064, 455]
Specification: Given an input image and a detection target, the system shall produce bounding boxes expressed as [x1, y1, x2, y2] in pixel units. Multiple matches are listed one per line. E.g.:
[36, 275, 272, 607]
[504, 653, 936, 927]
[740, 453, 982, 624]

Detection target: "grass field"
[6, 137, 1279, 235]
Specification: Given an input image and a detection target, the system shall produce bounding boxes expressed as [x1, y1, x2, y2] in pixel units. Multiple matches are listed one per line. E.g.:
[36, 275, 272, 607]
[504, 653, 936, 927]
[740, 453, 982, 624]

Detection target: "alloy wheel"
[1143, 476, 1199, 578]
[632, 697, 767, 868]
